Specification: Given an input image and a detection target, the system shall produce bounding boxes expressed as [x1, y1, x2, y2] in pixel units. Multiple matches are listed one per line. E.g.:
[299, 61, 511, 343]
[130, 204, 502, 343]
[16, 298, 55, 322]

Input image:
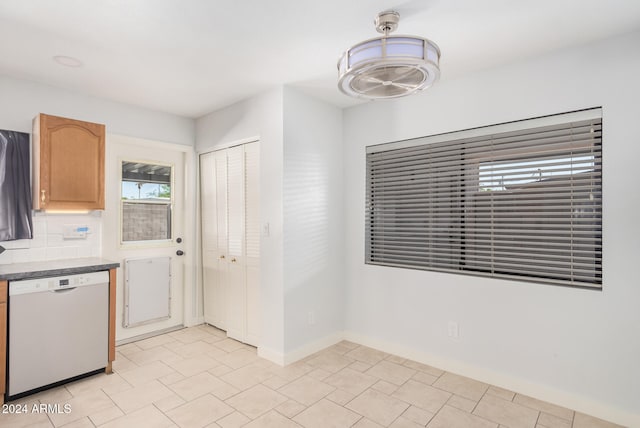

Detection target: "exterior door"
[103, 135, 190, 342]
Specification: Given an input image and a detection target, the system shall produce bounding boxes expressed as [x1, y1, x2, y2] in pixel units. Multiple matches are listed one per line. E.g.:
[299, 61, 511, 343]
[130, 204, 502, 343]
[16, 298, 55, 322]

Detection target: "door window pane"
[121, 161, 172, 242]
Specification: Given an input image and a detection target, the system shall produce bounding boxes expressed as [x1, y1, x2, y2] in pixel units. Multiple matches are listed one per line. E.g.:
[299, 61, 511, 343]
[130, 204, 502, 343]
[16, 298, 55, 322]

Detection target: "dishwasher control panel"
[9, 271, 109, 296]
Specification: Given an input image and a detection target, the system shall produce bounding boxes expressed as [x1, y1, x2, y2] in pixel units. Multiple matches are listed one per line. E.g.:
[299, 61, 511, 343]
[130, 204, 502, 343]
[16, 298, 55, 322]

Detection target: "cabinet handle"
[219, 255, 225, 260]
[41, 189, 46, 204]
[231, 258, 237, 263]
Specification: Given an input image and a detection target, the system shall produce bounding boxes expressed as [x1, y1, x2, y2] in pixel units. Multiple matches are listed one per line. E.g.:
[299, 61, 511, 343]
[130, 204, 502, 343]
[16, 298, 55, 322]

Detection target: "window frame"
[365, 108, 603, 289]
[119, 159, 175, 247]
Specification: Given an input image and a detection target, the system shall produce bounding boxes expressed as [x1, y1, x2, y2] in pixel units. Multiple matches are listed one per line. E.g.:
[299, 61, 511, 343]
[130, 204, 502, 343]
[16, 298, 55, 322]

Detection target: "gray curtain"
[0, 130, 33, 241]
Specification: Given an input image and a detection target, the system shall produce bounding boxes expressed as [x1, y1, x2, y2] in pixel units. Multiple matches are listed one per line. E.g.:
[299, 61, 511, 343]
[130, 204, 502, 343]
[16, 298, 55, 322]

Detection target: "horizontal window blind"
[365, 109, 602, 288]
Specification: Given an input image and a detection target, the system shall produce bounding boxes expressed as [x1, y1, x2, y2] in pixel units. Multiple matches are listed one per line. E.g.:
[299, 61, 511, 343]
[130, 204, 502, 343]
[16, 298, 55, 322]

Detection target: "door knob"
[176, 250, 184, 256]
[176, 237, 183, 243]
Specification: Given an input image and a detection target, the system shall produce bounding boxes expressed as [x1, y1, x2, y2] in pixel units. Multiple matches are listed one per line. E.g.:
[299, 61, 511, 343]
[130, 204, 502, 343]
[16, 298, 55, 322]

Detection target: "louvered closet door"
[200, 151, 228, 329]
[225, 145, 247, 342]
[244, 142, 260, 346]
[200, 142, 260, 346]
[213, 151, 229, 329]
[200, 152, 216, 325]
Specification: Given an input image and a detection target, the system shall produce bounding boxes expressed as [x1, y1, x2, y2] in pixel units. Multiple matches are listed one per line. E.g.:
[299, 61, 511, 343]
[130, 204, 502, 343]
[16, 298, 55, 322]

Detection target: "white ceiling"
[1, 0, 639, 119]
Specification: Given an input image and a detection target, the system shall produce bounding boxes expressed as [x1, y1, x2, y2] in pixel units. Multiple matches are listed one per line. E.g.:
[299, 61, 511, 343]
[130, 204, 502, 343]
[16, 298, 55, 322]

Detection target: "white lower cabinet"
[200, 142, 260, 346]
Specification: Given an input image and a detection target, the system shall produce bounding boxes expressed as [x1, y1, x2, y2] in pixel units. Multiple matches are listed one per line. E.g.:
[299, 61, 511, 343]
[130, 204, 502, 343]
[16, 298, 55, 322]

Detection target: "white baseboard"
[343, 331, 638, 428]
[258, 331, 346, 367]
[116, 324, 185, 346]
[257, 346, 285, 366]
[184, 316, 205, 328]
[282, 331, 345, 366]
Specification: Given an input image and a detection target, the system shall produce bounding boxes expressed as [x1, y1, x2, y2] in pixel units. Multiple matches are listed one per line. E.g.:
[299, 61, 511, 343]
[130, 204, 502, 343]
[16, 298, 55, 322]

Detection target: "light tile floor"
[0, 325, 625, 428]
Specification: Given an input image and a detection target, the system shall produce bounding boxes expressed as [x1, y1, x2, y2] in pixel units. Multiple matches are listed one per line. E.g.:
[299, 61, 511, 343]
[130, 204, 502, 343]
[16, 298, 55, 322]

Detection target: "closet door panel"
[226, 262, 246, 342]
[226, 146, 244, 259]
[200, 153, 217, 253]
[225, 146, 246, 341]
[202, 151, 228, 329]
[200, 152, 218, 325]
[215, 152, 228, 255]
[213, 151, 229, 329]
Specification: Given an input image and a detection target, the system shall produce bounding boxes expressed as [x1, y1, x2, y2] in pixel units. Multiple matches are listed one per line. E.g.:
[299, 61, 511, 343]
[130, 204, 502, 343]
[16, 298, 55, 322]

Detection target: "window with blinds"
[365, 108, 602, 288]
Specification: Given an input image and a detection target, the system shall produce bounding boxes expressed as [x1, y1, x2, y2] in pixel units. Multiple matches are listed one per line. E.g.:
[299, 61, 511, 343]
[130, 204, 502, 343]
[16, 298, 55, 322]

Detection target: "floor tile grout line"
[156, 400, 182, 428]
[100, 386, 130, 425]
[470, 388, 484, 415]
[43, 400, 58, 428]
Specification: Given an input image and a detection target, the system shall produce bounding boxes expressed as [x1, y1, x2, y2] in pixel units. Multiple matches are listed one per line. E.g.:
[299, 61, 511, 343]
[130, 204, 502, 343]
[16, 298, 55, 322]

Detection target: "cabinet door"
[34, 114, 105, 210]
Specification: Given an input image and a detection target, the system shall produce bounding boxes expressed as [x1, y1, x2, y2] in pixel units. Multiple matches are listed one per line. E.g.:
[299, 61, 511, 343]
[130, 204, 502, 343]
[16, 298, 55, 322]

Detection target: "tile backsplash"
[0, 211, 102, 265]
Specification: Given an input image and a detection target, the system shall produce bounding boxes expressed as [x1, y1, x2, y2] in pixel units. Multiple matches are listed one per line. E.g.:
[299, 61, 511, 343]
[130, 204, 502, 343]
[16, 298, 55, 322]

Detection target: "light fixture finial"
[374, 10, 400, 35]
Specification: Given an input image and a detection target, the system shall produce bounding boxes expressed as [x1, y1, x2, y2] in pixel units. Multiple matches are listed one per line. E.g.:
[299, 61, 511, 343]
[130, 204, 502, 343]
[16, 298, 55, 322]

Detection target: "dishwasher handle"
[51, 287, 77, 293]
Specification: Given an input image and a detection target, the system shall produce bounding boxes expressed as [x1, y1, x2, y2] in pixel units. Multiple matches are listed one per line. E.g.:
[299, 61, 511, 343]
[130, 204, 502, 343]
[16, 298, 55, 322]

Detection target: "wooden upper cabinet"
[33, 113, 105, 210]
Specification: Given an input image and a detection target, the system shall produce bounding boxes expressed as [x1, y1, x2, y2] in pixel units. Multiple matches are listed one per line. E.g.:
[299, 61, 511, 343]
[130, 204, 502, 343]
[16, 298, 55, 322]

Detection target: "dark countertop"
[0, 257, 120, 281]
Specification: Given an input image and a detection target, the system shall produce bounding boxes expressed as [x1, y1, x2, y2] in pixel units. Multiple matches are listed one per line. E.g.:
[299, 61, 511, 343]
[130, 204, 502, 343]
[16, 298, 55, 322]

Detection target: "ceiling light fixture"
[337, 10, 440, 99]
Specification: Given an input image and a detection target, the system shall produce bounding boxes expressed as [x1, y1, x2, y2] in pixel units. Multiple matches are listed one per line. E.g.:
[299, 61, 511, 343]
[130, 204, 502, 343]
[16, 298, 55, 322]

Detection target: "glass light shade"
[338, 35, 441, 99]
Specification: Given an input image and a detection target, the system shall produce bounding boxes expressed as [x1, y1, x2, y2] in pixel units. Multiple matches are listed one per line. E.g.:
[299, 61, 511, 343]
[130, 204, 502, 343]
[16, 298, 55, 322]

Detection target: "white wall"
[195, 87, 345, 362]
[343, 31, 640, 426]
[196, 88, 286, 360]
[0, 75, 195, 266]
[0, 75, 194, 144]
[282, 87, 344, 358]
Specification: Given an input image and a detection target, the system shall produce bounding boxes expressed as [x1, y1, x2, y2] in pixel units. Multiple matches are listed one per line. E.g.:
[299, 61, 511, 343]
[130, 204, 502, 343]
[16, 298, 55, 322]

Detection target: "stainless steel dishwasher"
[8, 270, 109, 399]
